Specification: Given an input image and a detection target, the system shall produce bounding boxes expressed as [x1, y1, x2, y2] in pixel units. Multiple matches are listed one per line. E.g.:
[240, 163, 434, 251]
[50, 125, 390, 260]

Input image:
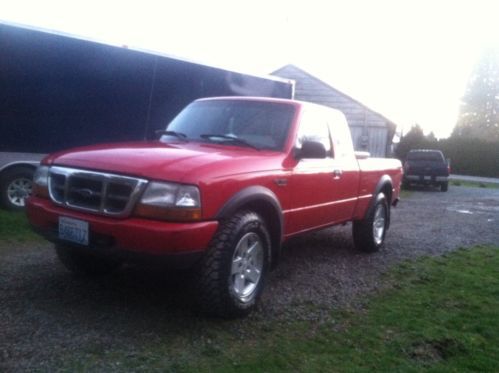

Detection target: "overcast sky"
[3, 0, 498, 138]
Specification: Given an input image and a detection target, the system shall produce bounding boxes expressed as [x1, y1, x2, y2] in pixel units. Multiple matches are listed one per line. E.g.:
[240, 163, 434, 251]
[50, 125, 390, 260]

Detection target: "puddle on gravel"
[447, 207, 475, 215]
[447, 201, 499, 215]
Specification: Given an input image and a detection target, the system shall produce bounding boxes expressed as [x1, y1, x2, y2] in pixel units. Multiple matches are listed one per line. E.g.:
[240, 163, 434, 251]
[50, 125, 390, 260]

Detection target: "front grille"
[48, 166, 148, 217]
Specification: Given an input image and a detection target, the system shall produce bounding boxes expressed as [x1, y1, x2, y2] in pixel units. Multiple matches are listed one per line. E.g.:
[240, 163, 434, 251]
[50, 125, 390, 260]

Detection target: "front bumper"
[26, 197, 219, 257]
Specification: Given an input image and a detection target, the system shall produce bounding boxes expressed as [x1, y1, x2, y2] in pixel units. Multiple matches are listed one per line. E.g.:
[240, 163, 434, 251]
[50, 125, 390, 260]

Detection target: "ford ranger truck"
[27, 97, 403, 317]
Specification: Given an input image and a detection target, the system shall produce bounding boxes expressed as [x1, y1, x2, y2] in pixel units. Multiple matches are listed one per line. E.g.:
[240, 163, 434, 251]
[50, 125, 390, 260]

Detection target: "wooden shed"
[272, 65, 397, 157]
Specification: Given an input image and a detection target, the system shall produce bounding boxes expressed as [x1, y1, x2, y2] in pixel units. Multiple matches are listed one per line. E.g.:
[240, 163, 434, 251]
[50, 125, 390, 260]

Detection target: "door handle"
[333, 169, 343, 179]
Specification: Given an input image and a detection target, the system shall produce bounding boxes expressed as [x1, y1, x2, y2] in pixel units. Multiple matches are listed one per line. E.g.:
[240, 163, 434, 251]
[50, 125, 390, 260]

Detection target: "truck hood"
[45, 141, 285, 183]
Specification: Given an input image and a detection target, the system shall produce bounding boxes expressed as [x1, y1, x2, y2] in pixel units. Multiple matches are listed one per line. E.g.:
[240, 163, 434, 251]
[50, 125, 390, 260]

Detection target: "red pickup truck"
[27, 97, 402, 317]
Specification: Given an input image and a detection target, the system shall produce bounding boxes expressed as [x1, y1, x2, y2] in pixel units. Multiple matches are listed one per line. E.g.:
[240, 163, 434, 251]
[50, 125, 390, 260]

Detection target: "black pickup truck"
[403, 149, 450, 192]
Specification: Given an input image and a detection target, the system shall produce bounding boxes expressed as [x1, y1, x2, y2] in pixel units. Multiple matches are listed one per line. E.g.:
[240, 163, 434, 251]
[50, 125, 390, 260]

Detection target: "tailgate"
[406, 160, 448, 176]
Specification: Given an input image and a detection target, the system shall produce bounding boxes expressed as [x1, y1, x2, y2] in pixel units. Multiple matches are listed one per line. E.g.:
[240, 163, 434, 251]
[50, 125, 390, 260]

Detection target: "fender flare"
[216, 186, 284, 267]
[366, 175, 393, 230]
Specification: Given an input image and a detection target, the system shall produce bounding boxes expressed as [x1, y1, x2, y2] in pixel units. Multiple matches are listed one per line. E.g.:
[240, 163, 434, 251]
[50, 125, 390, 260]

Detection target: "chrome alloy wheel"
[372, 203, 386, 245]
[230, 232, 264, 303]
[7, 178, 33, 207]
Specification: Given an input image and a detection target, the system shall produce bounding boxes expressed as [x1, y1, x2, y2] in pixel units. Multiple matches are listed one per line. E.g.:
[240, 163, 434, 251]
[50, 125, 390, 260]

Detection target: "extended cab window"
[327, 111, 355, 159]
[164, 100, 295, 151]
[296, 108, 333, 157]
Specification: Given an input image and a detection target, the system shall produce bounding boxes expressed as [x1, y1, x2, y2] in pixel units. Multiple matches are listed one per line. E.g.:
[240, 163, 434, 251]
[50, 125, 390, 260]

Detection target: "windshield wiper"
[200, 134, 260, 150]
[155, 130, 188, 141]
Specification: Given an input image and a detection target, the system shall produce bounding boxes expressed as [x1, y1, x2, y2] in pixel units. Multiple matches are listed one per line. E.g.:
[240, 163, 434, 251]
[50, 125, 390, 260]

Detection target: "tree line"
[395, 47, 498, 178]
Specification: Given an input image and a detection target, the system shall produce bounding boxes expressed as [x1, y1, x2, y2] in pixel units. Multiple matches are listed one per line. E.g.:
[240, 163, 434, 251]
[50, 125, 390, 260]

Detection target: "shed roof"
[272, 64, 397, 133]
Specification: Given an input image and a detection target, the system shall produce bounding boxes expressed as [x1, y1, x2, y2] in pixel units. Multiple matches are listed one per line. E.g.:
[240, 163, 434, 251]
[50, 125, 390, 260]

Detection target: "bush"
[396, 138, 499, 178]
[439, 138, 499, 177]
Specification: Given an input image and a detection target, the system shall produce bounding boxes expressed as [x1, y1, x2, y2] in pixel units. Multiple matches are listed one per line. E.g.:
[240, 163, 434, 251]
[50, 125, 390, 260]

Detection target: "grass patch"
[59, 246, 499, 371]
[451, 179, 499, 189]
[0, 209, 42, 243]
[399, 189, 413, 199]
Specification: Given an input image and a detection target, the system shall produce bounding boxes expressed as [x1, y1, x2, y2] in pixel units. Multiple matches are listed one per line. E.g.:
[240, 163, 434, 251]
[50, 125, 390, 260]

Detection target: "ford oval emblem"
[75, 188, 94, 198]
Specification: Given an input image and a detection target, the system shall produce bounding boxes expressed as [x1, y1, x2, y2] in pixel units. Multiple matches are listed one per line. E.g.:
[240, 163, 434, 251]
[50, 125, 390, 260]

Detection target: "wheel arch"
[367, 175, 393, 229]
[0, 161, 39, 176]
[216, 186, 283, 268]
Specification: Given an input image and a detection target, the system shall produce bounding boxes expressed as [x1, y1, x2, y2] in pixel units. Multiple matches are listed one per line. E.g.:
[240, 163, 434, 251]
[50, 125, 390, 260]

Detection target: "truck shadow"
[403, 185, 443, 193]
[12, 226, 361, 346]
[42, 226, 354, 311]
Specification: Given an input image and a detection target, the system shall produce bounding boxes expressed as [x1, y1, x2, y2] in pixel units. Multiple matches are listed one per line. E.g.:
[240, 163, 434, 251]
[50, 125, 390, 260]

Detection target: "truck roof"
[195, 96, 347, 118]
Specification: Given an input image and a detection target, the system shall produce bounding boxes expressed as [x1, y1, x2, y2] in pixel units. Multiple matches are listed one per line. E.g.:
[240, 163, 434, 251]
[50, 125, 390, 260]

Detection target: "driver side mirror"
[295, 140, 327, 159]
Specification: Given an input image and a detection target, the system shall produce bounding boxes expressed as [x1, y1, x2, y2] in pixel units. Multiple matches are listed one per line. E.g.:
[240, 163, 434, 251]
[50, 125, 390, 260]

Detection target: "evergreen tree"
[453, 48, 499, 141]
[395, 124, 429, 160]
[426, 131, 437, 142]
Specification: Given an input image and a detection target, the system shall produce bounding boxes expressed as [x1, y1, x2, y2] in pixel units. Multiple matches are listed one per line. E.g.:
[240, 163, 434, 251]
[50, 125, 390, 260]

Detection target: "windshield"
[161, 100, 295, 151]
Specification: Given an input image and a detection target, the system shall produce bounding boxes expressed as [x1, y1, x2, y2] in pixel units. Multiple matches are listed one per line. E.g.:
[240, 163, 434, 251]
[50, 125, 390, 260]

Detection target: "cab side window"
[296, 109, 333, 158]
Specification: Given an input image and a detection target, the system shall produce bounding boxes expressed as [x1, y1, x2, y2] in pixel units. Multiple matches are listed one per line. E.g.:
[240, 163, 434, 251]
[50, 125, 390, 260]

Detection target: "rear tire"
[441, 182, 448, 192]
[0, 166, 35, 211]
[197, 211, 271, 318]
[56, 245, 121, 275]
[353, 193, 389, 253]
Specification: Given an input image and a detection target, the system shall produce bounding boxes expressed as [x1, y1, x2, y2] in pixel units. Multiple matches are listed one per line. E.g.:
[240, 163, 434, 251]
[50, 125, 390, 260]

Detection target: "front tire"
[353, 193, 389, 253]
[198, 211, 271, 318]
[56, 245, 121, 275]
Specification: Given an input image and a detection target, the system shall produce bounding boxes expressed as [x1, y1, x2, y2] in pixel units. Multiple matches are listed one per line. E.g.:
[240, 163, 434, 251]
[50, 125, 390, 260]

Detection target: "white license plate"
[59, 217, 89, 246]
[424, 176, 432, 180]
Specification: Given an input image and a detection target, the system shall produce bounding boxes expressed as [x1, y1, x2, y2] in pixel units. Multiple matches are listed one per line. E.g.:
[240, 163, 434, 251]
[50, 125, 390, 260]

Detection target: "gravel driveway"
[1, 186, 498, 370]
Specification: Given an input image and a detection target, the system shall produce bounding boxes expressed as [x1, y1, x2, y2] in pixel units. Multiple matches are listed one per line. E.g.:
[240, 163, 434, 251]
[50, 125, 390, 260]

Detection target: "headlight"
[134, 182, 201, 221]
[32, 165, 50, 198]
